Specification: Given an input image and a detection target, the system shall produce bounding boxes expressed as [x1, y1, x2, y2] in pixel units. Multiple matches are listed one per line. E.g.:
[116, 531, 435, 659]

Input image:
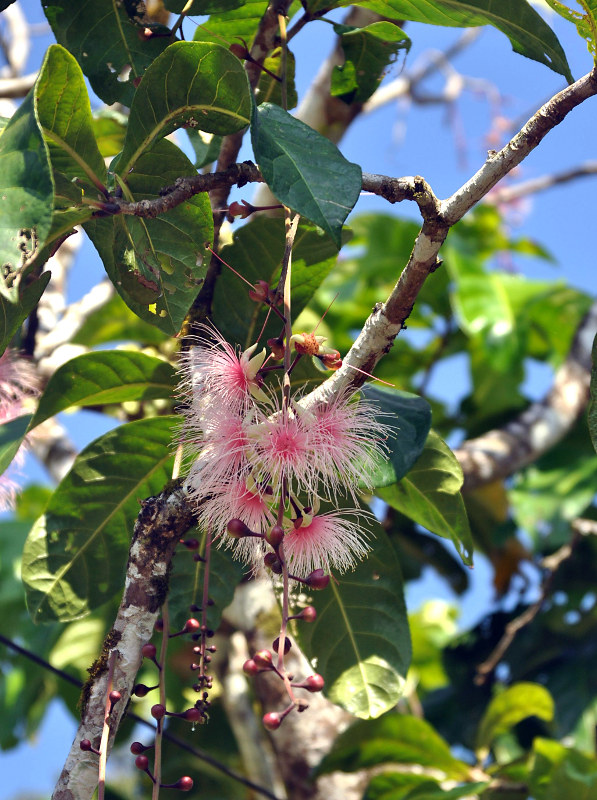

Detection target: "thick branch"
[455, 299, 597, 491]
[52, 486, 196, 800]
[300, 66, 597, 410]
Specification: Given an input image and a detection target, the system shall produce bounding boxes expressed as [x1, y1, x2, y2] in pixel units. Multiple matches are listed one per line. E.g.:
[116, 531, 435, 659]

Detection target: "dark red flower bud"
[262, 711, 282, 730]
[305, 674, 325, 692]
[243, 658, 260, 676]
[266, 525, 284, 548]
[227, 518, 253, 538]
[306, 569, 330, 590]
[253, 650, 273, 669]
[135, 754, 150, 771]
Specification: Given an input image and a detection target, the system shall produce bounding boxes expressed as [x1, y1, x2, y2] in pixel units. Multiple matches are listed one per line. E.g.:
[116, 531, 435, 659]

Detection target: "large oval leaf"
[376, 430, 473, 566]
[31, 351, 176, 428]
[361, 384, 431, 488]
[297, 519, 411, 719]
[41, 0, 171, 106]
[0, 92, 53, 276]
[251, 103, 362, 248]
[118, 41, 252, 175]
[86, 139, 213, 335]
[22, 416, 177, 623]
[36, 45, 106, 198]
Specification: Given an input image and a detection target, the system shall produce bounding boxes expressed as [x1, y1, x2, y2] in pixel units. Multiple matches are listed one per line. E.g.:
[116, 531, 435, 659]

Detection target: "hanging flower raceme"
[178, 327, 389, 578]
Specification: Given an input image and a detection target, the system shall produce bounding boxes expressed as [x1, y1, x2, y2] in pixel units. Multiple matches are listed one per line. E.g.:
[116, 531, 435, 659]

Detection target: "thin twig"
[475, 530, 583, 684]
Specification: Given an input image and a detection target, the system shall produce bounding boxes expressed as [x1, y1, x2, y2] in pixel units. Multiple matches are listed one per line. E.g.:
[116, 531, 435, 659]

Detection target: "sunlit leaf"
[476, 682, 555, 756]
[117, 41, 252, 175]
[317, 713, 471, 778]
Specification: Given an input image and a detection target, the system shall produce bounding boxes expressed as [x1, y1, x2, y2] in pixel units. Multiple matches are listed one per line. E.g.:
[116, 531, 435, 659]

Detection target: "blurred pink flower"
[0, 349, 38, 512]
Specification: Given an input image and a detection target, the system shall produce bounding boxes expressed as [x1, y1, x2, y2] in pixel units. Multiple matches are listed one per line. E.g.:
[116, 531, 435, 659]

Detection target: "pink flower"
[283, 509, 371, 577]
[198, 477, 274, 564]
[247, 403, 320, 497]
[180, 326, 268, 411]
[0, 349, 38, 512]
[183, 403, 251, 496]
[309, 391, 389, 500]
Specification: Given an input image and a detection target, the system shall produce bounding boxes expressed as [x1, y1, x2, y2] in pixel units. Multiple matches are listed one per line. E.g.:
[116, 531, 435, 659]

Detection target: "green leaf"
[401, 782, 489, 800]
[212, 216, 341, 349]
[31, 351, 176, 428]
[251, 103, 362, 247]
[376, 430, 473, 566]
[317, 713, 470, 778]
[185, 130, 223, 169]
[168, 531, 245, 632]
[22, 416, 176, 622]
[36, 45, 106, 201]
[41, 0, 172, 106]
[332, 22, 410, 104]
[589, 332, 597, 454]
[92, 110, 128, 158]
[117, 41, 252, 175]
[256, 48, 298, 109]
[0, 92, 53, 276]
[193, 0, 269, 49]
[543, 1, 597, 59]
[364, 772, 439, 800]
[510, 422, 597, 534]
[324, 0, 573, 82]
[360, 385, 431, 488]
[85, 139, 213, 335]
[298, 520, 411, 719]
[476, 682, 555, 756]
[530, 738, 597, 800]
[0, 415, 32, 475]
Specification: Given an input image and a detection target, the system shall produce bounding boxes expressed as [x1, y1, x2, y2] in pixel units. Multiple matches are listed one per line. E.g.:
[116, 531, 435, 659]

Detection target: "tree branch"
[455, 299, 597, 491]
[52, 486, 196, 800]
[299, 65, 597, 411]
[487, 160, 597, 205]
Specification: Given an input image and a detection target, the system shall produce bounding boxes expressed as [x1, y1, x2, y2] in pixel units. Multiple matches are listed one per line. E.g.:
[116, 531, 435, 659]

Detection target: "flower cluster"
[179, 327, 387, 577]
